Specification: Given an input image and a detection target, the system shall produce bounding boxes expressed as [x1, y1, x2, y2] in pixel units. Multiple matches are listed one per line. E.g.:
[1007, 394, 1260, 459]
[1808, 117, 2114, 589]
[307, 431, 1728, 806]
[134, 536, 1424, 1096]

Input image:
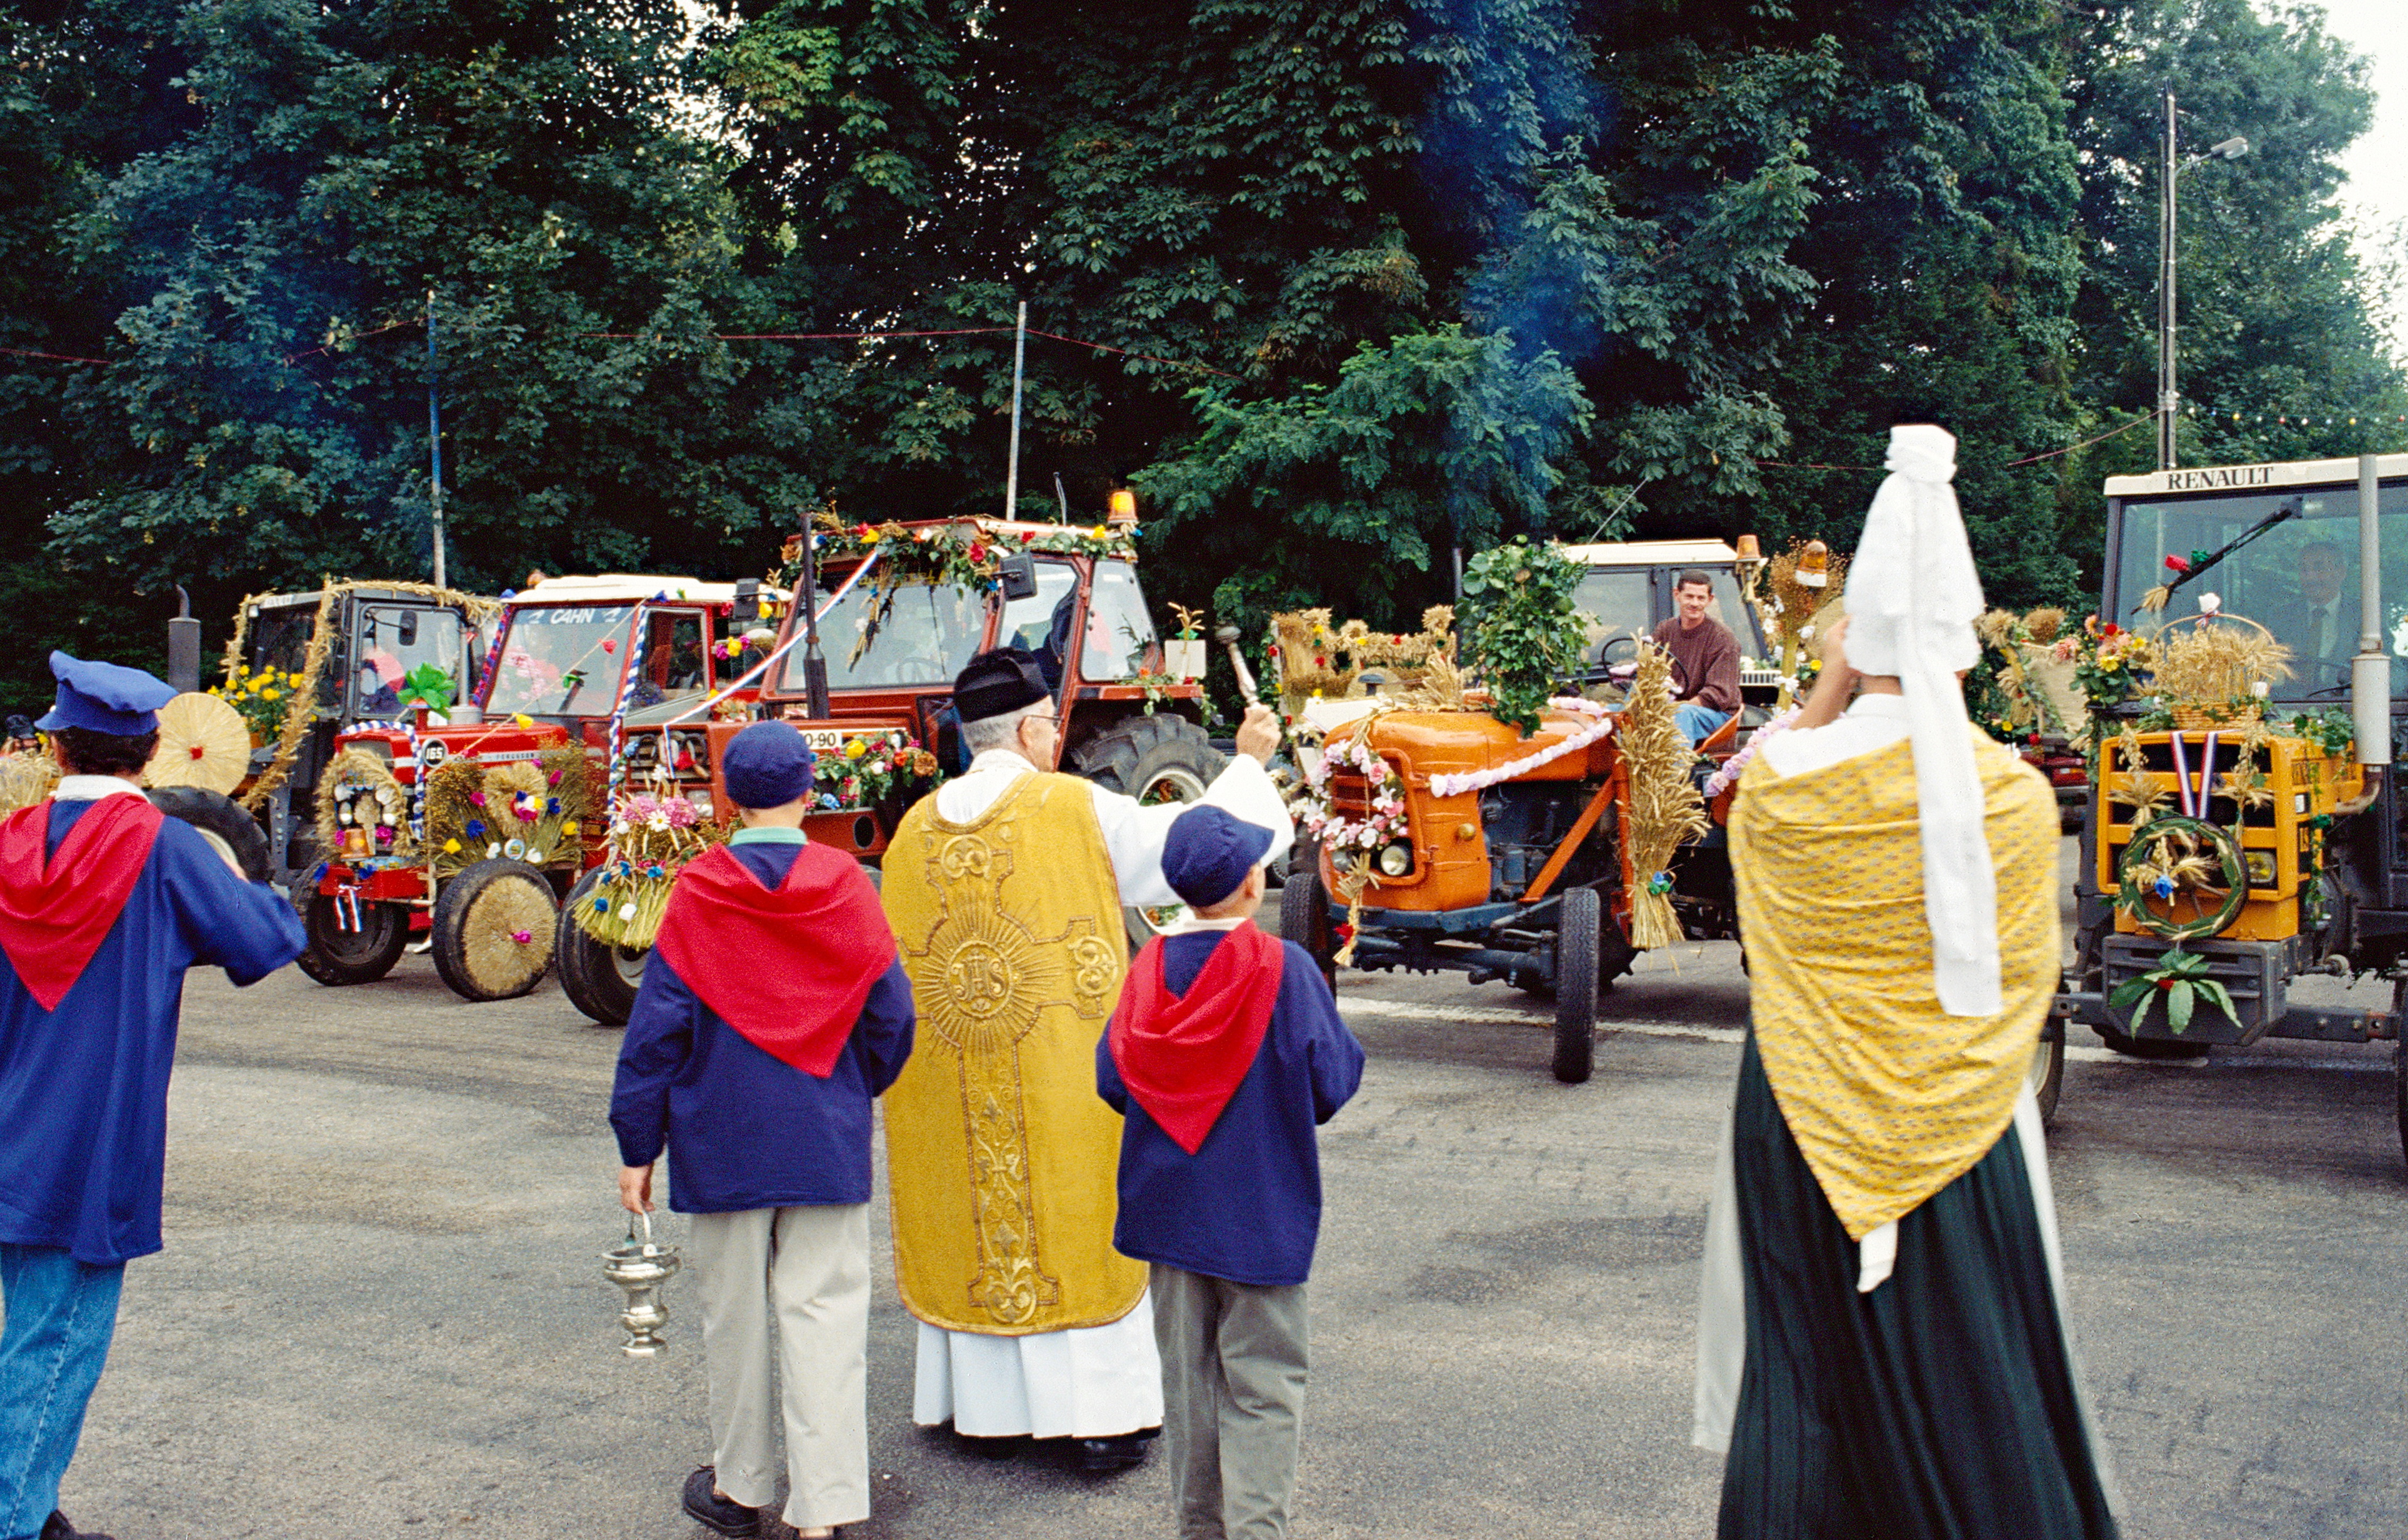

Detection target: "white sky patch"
[2302, 0, 2408, 351]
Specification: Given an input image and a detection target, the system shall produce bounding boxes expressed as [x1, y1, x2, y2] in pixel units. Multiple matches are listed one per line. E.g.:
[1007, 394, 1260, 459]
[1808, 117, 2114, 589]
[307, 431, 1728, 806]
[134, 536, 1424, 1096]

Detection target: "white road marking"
[1333, 996, 2392, 1071]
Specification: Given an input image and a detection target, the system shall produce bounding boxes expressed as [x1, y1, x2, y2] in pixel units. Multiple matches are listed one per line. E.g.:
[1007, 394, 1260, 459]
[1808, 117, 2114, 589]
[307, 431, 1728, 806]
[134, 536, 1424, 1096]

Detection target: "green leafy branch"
[1461, 538, 1586, 737]
[2107, 948, 2238, 1035]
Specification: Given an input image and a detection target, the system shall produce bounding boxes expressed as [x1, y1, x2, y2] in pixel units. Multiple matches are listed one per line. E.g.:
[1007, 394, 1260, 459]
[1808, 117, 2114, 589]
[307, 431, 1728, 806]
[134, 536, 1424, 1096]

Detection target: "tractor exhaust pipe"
[2352, 453, 2389, 775]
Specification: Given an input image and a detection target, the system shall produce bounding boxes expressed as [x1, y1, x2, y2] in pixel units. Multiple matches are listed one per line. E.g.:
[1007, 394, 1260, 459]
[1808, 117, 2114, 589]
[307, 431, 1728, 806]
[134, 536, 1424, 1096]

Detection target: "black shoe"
[41, 1514, 118, 1540]
[957, 1430, 1029, 1460]
[1077, 1432, 1151, 1473]
[681, 1466, 762, 1537]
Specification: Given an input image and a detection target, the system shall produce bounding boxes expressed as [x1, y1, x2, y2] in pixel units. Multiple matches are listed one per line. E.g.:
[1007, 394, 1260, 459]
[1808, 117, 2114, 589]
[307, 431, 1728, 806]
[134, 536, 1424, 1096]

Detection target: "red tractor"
[553, 517, 1223, 1025]
[299, 577, 778, 1000]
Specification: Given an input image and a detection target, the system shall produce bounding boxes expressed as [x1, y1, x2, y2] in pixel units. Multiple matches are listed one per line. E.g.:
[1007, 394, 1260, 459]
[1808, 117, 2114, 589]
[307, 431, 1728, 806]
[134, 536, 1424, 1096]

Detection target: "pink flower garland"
[1701, 707, 1803, 799]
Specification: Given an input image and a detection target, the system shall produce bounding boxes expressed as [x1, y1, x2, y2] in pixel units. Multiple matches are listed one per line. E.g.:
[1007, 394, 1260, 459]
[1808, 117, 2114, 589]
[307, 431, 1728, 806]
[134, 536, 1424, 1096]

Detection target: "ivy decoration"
[2114, 814, 2247, 941]
[2287, 706, 2354, 759]
[2107, 947, 2239, 1035]
[1461, 538, 1587, 737]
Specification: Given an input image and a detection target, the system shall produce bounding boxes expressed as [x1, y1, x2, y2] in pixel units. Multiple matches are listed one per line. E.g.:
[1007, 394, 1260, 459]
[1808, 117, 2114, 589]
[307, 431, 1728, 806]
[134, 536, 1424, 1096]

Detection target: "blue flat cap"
[1163, 803, 1276, 910]
[36, 650, 177, 736]
[721, 720, 819, 810]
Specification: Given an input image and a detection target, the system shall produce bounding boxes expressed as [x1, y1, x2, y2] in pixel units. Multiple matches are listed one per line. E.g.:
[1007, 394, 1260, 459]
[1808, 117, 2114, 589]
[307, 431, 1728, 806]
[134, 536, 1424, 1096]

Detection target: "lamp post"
[2157, 88, 2249, 470]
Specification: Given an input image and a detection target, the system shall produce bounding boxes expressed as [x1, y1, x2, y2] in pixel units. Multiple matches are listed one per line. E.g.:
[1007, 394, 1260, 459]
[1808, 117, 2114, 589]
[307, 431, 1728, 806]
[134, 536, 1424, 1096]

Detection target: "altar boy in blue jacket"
[611, 722, 915, 1540]
[1098, 805, 1365, 1540]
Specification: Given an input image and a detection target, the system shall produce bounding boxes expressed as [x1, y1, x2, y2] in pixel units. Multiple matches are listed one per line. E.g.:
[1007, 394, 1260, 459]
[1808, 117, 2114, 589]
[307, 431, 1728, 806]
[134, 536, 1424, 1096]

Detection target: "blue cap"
[1162, 804, 1275, 909]
[36, 650, 178, 735]
[721, 720, 819, 810]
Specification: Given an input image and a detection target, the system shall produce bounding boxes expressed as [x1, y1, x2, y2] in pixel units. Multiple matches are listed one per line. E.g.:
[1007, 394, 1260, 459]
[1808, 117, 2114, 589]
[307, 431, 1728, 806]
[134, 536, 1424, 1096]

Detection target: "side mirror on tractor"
[997, 552, 1040, 603]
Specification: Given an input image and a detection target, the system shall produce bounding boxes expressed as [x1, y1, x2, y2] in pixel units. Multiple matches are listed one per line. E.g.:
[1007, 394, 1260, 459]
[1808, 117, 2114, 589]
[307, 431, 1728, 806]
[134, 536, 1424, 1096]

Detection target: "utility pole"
[1004, 300, 1027, 521]
[427, 287, 448, 588]
[2157, 91, 2250, 471]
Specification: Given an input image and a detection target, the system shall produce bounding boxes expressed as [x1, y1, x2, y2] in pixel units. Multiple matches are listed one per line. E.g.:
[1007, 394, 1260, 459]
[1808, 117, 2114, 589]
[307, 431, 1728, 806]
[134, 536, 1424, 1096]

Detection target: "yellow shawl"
[1732, 733, 2057, 1239]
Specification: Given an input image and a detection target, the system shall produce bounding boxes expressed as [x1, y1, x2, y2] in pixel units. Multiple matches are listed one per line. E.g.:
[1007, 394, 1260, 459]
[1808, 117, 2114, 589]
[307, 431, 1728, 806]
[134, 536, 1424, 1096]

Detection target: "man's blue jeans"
[0, 1244, 124, 1540]
[1676, 703, 1732, 747]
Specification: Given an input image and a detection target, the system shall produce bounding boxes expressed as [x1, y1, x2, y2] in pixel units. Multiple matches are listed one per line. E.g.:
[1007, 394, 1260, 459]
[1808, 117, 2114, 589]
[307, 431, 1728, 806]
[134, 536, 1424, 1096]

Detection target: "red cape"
[0, 796, 164, 1012]
[652, 841, 897, 1078]
[1107, 921, 1285, 1154]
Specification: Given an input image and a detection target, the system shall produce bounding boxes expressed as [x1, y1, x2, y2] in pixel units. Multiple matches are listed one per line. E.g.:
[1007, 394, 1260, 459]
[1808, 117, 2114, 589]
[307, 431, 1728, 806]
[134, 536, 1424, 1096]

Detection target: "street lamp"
[2158, 87, 2250, 469]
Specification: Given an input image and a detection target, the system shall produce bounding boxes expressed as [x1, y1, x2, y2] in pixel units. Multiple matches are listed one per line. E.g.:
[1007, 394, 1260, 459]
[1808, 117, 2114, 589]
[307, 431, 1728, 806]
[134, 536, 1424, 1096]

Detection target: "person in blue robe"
[1097, 805, 1365, 1540]
[610, 722, 915, 1540]
[0, 653, 306, 1540]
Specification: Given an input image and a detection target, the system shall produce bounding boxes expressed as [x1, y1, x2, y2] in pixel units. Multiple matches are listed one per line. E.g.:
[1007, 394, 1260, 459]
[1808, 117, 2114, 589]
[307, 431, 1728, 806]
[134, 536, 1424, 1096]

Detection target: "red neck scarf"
[652, 842, 897, 1078]
[1107, 921, 1285, 1154]
[0, 796, 165, 1011]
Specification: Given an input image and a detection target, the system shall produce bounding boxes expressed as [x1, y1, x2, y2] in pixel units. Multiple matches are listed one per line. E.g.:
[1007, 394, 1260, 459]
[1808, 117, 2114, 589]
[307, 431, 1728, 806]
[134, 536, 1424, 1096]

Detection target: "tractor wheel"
[557, 867, 646, 1026]
[1279, 860, 1337, 994]
[430, 859, 558, 1002]
[147, 786, 271, 883]
[1552, 886, 1602, 1084]
[1070, 714, 1228, 942]
[2029, 1018, 2066, 1127]
[296, 896, 408, 986]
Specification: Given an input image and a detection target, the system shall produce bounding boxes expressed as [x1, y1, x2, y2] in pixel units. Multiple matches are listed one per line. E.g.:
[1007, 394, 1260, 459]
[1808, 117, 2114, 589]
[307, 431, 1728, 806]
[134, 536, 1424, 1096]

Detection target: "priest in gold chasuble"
[1694, 427, 2121, 1540]
[882, 648, 1291, 1465]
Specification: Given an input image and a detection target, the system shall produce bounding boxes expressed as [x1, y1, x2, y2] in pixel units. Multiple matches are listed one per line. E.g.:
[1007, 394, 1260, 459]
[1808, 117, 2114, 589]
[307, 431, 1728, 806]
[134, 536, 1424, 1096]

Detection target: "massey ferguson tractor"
[298, 576, 775, 1000]
[550, 516, 1226, 1026]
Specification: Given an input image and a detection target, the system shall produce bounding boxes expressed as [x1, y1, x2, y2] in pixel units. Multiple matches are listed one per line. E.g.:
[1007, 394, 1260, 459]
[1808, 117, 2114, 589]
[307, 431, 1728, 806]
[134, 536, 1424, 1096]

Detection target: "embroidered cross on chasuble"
[1731, 733, 2058, 1241]
[880, 771, 1148, 1335]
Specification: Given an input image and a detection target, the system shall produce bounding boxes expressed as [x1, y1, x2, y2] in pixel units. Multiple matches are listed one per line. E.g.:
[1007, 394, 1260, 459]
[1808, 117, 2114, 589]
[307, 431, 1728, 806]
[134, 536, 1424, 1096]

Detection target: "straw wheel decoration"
[2116, 814, 2247, 942]
[144, 692, 254, 796]
[430, 859, 559, 1002]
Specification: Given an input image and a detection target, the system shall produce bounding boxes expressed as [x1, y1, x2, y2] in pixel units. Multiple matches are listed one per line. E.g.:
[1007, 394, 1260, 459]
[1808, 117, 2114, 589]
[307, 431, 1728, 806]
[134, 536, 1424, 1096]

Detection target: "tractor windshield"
[775, 577, 989, 691]
[486, 605, 637, 717]
[2112, 484, 2408, 703]
[353, 605, 469, 718]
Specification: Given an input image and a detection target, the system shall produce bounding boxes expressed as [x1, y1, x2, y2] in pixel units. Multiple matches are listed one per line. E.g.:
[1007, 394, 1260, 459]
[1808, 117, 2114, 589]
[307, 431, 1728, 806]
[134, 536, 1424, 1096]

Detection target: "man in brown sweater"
[1652, 570, 1742, 745]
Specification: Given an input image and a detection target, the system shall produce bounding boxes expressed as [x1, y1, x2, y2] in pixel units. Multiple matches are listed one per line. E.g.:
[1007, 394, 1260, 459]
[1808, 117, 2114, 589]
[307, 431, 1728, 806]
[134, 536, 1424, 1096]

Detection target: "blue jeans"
[0, 1244, 124, 1540]
[1676, 703, 1732, 747]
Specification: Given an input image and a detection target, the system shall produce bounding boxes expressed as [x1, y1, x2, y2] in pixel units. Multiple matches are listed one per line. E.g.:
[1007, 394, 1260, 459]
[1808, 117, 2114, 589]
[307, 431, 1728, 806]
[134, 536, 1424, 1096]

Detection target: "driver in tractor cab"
[357, 650, 404, 717]
[1654, 569, 1742, 746]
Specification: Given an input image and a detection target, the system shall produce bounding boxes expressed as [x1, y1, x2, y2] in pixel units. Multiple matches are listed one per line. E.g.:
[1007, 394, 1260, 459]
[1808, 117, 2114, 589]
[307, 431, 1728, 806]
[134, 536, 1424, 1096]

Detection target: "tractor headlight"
[2244, 850, 2276, 886]
[1377, 840, 1413, 877]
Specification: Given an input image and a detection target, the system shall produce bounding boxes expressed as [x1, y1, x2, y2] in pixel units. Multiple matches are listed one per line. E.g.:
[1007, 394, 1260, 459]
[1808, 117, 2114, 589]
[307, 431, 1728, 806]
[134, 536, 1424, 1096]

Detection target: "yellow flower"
[1090, 526, 1108, 538]
[260, 688, 281, 700]
[513, 714, 534, 727]
[844, 739, 868, 759]
[562, 820, 580, 836]
[443, 838, 461, 853]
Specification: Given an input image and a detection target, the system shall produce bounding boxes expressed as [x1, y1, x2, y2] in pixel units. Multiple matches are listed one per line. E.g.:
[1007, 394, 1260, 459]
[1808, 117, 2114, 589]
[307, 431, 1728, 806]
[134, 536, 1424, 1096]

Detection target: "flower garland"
[813, 734, 944, 812]
[1292, 727, 1410, 859]
[1427, 698, 1613, 799]
[1701, 706, 1803, 799]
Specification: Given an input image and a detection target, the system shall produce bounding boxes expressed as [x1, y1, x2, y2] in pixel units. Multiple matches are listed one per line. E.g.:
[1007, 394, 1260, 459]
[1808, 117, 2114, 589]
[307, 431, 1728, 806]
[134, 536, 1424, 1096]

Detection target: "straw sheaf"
[2149, 615, 2291, 709]
[1766, 543, 1850, 652]
[1619, 643, 1711, 951]
[0, 753, 61, 817]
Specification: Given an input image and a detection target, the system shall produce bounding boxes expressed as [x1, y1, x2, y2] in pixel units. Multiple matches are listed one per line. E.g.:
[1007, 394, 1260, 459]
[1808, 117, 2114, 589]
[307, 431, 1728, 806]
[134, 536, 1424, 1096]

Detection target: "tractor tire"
[557, 867, 646, 1027]
[1280, 861, 1337, 994]
[2030, 1018, 2065, 1127]
[1070, 714, 1228, 942]
[430, 859, 558, 1002]
[1552, 886, 1602, 1084]
[296, 896, 408, 986]
[147, 786, 271, 883]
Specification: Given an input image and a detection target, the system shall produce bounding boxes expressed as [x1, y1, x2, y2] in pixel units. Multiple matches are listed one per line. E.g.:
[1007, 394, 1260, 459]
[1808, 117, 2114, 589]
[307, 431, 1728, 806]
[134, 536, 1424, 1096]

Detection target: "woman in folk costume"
[879, 648, 1288, 1470]
[1694, 426, 2121, 1539]
[611, 722, 916, 1539]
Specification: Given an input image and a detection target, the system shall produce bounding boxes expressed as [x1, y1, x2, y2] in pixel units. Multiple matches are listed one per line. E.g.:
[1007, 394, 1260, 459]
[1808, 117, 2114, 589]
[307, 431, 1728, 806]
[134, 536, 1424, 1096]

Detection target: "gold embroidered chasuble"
[880, 770, 1147, 1334]
[1732, 733, 2058, 1241]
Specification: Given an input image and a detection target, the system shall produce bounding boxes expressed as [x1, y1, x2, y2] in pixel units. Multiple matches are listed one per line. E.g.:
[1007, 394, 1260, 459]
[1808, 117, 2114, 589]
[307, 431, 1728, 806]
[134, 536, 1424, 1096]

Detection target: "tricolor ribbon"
[2167, 730, 2221, 817]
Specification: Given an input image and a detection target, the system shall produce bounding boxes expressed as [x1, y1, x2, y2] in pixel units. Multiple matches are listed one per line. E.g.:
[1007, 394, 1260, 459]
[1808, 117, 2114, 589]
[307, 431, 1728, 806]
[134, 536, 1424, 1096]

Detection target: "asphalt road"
[52, 844, 2408, 1539]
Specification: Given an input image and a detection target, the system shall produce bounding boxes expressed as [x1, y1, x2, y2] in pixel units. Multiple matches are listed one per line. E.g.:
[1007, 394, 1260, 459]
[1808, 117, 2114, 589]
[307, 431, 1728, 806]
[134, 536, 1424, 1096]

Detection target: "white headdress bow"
[1840, 425, 2000, 1017]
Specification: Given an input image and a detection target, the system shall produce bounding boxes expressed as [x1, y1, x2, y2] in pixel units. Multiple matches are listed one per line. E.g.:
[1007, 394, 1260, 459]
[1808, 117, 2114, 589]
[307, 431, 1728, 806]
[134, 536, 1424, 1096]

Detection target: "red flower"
[967, 543, 988, 562]
[2102, 623, 2121, 638]
[2163, 554, 2191, 574]
[1019, 530, 1036, 543]
[1332, 923, 1356, 943]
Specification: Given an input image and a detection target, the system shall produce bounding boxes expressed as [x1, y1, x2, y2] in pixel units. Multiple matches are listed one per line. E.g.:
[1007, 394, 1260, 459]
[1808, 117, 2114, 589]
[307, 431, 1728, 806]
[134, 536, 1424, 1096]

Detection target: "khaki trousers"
[687, 1204, 871, 1530]
[1150, 1263, 1310, 1540]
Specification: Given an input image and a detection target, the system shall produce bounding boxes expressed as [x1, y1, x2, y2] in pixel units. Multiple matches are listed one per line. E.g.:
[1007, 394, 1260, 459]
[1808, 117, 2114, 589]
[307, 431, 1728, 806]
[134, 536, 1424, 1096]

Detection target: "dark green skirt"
[1717, 1035, 2118, 1540]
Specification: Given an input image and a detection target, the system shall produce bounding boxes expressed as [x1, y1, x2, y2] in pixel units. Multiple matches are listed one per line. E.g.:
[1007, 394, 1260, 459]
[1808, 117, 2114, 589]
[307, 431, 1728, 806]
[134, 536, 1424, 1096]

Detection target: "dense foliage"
[2, 0, 2401, 713]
